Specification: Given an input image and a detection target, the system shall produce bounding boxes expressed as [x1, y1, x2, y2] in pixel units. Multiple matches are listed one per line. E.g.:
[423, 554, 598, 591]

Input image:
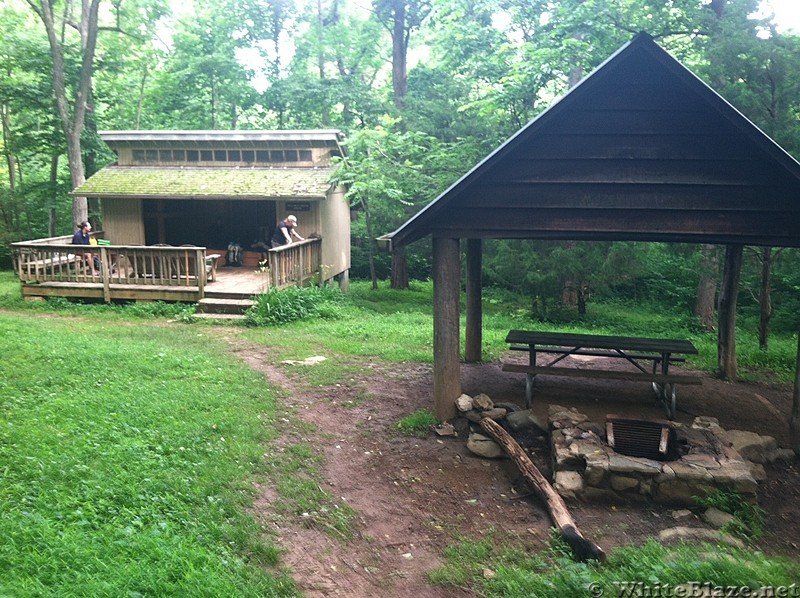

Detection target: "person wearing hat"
[271, 215, 304, 248]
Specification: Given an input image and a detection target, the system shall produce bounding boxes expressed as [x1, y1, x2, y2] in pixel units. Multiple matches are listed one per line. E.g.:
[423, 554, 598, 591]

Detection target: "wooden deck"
[206, 267, 272, 297]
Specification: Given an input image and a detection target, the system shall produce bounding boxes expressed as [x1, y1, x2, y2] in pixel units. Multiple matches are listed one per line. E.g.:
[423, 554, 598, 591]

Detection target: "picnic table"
[502, 330, 701, 419]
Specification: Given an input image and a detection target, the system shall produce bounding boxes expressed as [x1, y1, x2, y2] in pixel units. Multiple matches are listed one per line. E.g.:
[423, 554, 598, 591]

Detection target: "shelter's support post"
[791, 333, 800, 456]
[718, 244, 743, 380]
[465, 238, 482, 363]
[433, 237, 461, 421]
[337, 269, 350, 292]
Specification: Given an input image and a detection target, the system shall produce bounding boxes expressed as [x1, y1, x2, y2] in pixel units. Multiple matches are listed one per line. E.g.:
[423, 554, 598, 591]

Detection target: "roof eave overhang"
[427, 229, 800, 247]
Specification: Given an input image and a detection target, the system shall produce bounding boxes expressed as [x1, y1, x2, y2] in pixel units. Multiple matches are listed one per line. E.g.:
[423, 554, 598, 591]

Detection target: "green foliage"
[145, 0, 260, 130]
[483, 240, 654, 317]
[429, 534, 798, 596]
[276, 3, 386, 129]
[394, 409, 438, 436]
[695, 490, 766, 541]
[332, 126, 483, 283]
[0, 313, 295, 596]
[245, 285, 347, 326]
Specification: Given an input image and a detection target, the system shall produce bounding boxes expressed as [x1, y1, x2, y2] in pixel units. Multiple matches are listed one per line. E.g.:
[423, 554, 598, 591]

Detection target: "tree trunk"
[135, 68, 147, 129]
[391, 0, 408, 110]
[390, 246, 409, 289]
[694, 244, 718, 331]
[791, 334, 800, 457]
[67, 129, 88, 227]
[1, 103, 17, 193]
[561, 241, 577, 306]
[49, 154, 59, 237]
[717, 245, 743, 381]
[27, 0, 101, 226]
[479, 418, 605, 562]
[758, 247, 775, 351]
[211, 77, 219, 129]
[360, 197, 378, 290]
[316, 0, 330, 126]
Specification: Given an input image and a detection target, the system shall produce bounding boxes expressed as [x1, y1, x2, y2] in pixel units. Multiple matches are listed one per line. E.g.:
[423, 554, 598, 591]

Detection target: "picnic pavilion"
[382, 33, 800, 450]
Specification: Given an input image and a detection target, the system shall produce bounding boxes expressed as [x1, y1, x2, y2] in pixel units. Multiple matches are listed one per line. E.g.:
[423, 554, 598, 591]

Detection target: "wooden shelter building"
[384, 33, 800, 428]
[80, 129, 351, 283]
[12, 130, 350, 304]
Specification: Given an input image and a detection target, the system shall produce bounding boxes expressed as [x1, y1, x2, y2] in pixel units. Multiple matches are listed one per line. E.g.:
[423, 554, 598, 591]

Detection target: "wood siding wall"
[102, 198, 144, 245]
[318, 186, 351, 281]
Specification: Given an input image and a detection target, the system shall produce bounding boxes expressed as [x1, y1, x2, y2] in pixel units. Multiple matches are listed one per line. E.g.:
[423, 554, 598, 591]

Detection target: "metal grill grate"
[606, 415, 671, 460]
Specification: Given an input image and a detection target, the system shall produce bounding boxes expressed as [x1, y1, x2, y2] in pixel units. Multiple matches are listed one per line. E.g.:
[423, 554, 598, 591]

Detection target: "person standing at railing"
[270, 215, 304, 248]
[72, 221, 101, 274]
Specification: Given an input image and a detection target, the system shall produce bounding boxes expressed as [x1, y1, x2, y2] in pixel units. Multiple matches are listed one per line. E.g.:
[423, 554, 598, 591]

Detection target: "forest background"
[2, 0, 800, 342]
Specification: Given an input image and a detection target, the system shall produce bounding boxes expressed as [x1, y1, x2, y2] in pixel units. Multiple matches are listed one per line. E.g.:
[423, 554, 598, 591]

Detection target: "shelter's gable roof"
[72, 166, 335, 200]
[387, 33, 800, 248]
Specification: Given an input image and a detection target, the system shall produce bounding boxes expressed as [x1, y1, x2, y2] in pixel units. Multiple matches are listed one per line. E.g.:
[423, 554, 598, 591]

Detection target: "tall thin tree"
[26, 0, 101, 227]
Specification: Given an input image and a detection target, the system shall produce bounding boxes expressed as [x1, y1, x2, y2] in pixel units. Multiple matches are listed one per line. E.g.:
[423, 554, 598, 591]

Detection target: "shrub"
[245, 285, 346, 326]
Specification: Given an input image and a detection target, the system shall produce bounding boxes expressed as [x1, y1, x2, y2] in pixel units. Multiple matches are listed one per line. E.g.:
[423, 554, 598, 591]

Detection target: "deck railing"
[12, 238, 211, 302]
[267, 238, 322, 289]
[11, 235, 322, 302]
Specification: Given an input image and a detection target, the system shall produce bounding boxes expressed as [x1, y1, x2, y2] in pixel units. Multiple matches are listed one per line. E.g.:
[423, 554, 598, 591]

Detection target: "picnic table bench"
[502, 330, 701, 419]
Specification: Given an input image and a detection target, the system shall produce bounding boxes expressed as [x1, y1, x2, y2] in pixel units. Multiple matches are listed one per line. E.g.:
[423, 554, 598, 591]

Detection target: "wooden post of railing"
[101, 246, 111, 303]
[197, 248, 206, 296]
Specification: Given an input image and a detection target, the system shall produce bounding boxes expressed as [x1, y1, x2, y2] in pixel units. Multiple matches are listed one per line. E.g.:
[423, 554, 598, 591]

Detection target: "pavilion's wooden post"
[433, 237, 461, 421]
[717, 244, 743, 381]
[791, 333, 800, 456]
[465, 238, 482, 363]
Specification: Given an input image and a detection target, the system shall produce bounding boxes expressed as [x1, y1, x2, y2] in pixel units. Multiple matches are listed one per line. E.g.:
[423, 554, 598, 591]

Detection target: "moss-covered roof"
[72, 166, 337, 200]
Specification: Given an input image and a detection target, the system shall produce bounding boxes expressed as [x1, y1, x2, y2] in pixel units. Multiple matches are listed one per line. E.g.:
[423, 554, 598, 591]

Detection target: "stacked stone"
[455, 393, 547, 459]
[549, 405, 762, 506]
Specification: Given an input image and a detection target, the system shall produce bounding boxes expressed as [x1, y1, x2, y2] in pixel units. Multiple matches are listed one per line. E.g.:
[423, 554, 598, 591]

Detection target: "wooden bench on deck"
[20, 253, 79, 275]
[205, 254, 221, 282]
[502, 330, 701, 419]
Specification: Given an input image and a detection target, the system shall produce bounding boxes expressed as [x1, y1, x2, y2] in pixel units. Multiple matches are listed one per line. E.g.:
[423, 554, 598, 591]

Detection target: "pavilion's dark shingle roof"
[73, 166, 336, 200]
[385, 32, 800, 249]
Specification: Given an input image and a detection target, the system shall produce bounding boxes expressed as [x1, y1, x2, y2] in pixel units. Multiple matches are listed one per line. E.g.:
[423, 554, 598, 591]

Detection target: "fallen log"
[479, 417, 606, 562]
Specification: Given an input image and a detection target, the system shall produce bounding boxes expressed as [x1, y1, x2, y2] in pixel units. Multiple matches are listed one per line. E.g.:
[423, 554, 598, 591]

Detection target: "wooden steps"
[195, 297, 255, 320]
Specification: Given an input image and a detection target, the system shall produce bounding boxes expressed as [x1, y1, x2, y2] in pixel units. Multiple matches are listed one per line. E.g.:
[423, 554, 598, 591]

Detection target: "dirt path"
[219, 332, 800, 596]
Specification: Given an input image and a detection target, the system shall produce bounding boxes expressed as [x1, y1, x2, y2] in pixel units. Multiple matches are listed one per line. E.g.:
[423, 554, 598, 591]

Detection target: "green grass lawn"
[0, 311, 295, 596]
[243, 279, 798, 384]
[428, 535, 800, 597]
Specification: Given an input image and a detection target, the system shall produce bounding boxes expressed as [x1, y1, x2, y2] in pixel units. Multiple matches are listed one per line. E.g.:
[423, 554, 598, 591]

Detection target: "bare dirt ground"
[224, 336, 800, 597]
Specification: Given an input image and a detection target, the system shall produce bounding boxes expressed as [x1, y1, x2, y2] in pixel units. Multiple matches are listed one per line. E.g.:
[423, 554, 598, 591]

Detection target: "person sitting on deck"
[72, 221, 101, 273]
[270, 215, 304, 248]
